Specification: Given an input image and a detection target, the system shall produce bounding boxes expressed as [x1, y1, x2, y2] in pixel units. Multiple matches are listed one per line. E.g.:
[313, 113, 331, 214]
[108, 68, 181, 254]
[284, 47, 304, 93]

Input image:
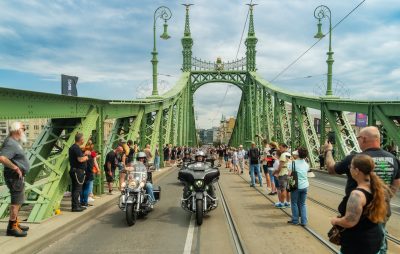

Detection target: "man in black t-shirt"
[69, 133, 91, 212]
[248, 142, 263, 187]
[325, 126, 399, 252]
[104, 146, 123, 194]
[325, 126, 399, 196]
[126, 140, 135, 164]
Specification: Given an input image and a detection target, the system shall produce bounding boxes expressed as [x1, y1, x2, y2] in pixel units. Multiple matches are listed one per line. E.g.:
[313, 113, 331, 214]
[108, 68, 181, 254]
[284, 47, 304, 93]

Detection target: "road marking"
[183, 214, 195, 254]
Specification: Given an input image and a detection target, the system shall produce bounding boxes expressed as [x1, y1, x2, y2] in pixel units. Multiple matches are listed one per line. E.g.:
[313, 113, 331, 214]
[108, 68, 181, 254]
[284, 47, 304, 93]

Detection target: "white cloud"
[0, 0, 399, 126]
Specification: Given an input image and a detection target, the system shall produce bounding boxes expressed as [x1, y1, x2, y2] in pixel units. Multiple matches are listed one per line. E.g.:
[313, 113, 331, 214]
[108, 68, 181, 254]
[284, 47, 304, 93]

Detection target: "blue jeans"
[290, 187, 308, 225]
[88, 180, 94, 195]
[80, 180, 93, 204]
[250, 164, 262, 186]
[154, 156, 160, 170]
[268, 169, 275, 186]
[146, 182, 155, 203]
[379, 223, 387, 254]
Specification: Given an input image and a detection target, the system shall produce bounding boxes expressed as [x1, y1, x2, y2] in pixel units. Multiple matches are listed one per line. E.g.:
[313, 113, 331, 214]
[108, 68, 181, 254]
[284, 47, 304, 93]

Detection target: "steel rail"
[307, 195, 400, 246]
[216, 181, 247, 254]
[237, 174, 339, 254]
[309, 179, 400, 214]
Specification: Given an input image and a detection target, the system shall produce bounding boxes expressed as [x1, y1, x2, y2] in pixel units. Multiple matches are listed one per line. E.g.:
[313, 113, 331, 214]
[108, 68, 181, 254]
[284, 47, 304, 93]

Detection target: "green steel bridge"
[0, 5, 399, 224]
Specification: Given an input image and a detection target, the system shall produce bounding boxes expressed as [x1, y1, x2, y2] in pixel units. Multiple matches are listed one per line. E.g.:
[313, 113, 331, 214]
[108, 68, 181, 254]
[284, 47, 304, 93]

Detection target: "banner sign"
[355, 113, 368, 127]
[314, 118, 321, 134]
[61, 74, 78, 96]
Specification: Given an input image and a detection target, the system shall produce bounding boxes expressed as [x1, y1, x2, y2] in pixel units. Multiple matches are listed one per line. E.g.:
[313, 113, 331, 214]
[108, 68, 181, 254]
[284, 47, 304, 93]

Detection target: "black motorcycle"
[178, 162, 220, 225]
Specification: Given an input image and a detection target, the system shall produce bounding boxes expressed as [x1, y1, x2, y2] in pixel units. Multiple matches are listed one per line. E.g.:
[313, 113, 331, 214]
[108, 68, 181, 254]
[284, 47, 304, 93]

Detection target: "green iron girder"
[190, 71, 247, 94]
[292, 101, 320, 168]
[0, 108, 99, 222]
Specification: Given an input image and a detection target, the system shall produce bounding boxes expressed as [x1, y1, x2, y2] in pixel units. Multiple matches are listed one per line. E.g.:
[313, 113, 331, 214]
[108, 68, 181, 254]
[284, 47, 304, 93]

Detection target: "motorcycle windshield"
[188, 162, 206, 171]
[127, 171, 146, 189]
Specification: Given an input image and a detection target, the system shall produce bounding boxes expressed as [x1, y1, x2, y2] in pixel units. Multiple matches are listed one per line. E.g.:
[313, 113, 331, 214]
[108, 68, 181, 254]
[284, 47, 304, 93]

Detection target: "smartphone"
[328, 131, 336, 145]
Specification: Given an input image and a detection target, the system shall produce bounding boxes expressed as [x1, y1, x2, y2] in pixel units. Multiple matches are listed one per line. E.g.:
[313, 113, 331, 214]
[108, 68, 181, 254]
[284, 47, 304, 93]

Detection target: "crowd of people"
[210, 126, 399, 254]
[1, 121, 399, 254]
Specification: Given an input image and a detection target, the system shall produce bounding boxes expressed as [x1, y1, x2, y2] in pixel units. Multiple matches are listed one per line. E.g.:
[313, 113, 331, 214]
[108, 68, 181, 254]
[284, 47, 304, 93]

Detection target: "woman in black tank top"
[330, 154, 388, 254]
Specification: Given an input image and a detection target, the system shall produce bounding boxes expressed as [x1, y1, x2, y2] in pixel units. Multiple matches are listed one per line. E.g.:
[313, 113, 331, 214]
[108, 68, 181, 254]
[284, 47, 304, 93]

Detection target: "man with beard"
[0, 122, 30, 237]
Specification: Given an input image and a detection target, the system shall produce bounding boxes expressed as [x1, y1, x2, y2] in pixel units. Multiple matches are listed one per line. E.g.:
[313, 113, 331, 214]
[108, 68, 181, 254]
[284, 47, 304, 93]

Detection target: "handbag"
[287, 161, 298, 192]
[327, 224, 344, 245]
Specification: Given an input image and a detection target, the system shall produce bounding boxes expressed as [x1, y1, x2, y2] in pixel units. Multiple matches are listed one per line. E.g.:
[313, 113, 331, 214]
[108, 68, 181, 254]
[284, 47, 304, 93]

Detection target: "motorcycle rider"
[182, 150, 193, 165]
[125, 152, 156, 205]
[193, 151, 217, 200]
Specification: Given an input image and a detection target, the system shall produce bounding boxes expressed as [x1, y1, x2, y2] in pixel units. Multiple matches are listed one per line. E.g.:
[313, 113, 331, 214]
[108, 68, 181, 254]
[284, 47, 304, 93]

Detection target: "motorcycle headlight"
[128, 180, 138, 188]
[195, 180, 204, 188]
[189, 185, 194, 191]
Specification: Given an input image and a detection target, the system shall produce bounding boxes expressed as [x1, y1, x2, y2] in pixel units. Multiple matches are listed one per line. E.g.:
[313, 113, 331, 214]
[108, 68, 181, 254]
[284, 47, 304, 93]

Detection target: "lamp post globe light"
[313, 5, 334, 97]
[151, 6, 172, 97]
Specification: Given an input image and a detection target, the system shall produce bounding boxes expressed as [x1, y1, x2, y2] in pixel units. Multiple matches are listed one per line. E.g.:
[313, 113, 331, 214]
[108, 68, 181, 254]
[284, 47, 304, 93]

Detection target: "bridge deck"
[3, 166, 398, 254]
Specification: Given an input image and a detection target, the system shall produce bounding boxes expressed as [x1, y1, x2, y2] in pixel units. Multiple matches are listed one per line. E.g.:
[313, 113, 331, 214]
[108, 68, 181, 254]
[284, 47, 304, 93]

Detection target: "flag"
[314, 118, 321, 134]
[355, 113, 367, 127]
[61, 74, 78, 96]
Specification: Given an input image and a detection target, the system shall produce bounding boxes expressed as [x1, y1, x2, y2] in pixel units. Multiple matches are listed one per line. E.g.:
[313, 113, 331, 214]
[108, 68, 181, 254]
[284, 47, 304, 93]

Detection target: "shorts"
[224, 156, 228, 162]
[278, 175, 288, 191]
[106, 170, 115, 183]
[262, 165, 269, 174]
[5, 177, 25, 205]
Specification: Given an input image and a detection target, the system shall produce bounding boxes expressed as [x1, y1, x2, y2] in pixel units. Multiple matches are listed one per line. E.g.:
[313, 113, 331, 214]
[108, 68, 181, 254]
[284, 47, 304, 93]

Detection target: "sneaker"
[287, 220, 299, 225]
[275, 203, 285, 208]
[250, 184, 255, 187]
[284, 202, 291, 208]
[88, 197, 95, 202]
[268, 192, 275, 195]
[71, 207, 86, 212]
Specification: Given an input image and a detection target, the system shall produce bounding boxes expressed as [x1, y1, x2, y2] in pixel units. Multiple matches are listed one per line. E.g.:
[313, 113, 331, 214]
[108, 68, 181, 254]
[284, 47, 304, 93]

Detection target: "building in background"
[217, 115, 236, 145]
[0, 119, 47, 148]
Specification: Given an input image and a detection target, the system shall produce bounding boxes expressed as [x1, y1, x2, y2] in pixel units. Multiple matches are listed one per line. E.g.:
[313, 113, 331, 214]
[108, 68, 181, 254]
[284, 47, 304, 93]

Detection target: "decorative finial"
[182, 4, 194, 37]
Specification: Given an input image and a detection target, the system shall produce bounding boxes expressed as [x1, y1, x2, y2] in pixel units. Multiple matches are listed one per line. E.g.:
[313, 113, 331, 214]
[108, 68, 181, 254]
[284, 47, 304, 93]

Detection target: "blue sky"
[0, 0, 399, 128]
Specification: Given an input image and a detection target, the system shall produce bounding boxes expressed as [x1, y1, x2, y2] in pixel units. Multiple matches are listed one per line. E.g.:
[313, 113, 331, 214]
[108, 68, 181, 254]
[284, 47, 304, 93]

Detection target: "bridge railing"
[249, 72, 400, 164]
[191, 57, 246, 71]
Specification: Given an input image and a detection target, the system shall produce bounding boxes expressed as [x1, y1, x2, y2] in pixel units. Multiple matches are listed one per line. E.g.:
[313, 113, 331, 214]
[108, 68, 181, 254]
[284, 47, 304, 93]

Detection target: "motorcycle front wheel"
[196, 199, 203, 226]
[126, 203, 137, 226]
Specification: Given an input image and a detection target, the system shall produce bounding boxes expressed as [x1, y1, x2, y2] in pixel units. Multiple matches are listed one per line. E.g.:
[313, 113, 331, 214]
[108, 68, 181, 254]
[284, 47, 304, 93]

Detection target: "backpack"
[287, 161, 298, 192]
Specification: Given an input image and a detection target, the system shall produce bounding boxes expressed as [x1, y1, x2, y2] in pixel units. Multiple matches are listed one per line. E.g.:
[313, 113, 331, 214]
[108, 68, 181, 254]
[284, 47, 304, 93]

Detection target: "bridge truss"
[0, 5, 399, 222]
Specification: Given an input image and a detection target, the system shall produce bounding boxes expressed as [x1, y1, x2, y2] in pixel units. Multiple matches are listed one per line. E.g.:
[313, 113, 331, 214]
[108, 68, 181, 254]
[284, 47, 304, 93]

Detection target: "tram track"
[237, 174, 339, 254]
[216, 181, 247, 254]
[309, 179, 400, 213]
[307, 195, 400, 246]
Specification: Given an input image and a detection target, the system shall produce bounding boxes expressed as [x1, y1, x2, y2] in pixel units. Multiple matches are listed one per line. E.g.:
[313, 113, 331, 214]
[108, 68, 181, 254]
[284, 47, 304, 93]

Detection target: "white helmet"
[137, 152, 146, 160]
[195, 150, 205, 158]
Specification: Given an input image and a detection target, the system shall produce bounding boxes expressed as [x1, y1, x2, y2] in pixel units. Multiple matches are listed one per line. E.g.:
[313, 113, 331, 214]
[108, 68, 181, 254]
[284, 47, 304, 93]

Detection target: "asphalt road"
[38, 168, 234, 254]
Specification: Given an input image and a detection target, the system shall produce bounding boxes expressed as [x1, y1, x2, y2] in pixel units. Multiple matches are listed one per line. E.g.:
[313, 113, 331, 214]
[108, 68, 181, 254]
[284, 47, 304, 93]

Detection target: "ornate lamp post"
[314, 5, 334, 97]
[151, 6, 172, 97]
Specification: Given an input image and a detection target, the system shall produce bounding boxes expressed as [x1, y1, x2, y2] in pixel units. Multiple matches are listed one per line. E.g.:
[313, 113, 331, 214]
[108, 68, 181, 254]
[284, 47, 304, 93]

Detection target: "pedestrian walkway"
[0, 167, 174, 254]
[218, 169, 332, 254]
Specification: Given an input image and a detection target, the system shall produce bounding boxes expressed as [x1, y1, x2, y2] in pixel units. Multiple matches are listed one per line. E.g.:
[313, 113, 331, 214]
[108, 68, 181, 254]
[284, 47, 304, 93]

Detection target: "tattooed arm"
[331, 190, 366, 228]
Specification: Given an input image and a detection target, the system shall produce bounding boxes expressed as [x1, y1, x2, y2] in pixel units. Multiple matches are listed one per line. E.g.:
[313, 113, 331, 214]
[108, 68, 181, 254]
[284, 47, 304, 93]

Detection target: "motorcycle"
[178, 162, 220, 225]
[119, 167, 161, 226]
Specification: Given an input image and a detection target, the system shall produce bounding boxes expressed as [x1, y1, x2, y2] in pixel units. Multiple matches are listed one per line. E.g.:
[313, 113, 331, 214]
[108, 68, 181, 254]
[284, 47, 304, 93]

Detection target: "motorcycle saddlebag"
[153, 185, 161, 201]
